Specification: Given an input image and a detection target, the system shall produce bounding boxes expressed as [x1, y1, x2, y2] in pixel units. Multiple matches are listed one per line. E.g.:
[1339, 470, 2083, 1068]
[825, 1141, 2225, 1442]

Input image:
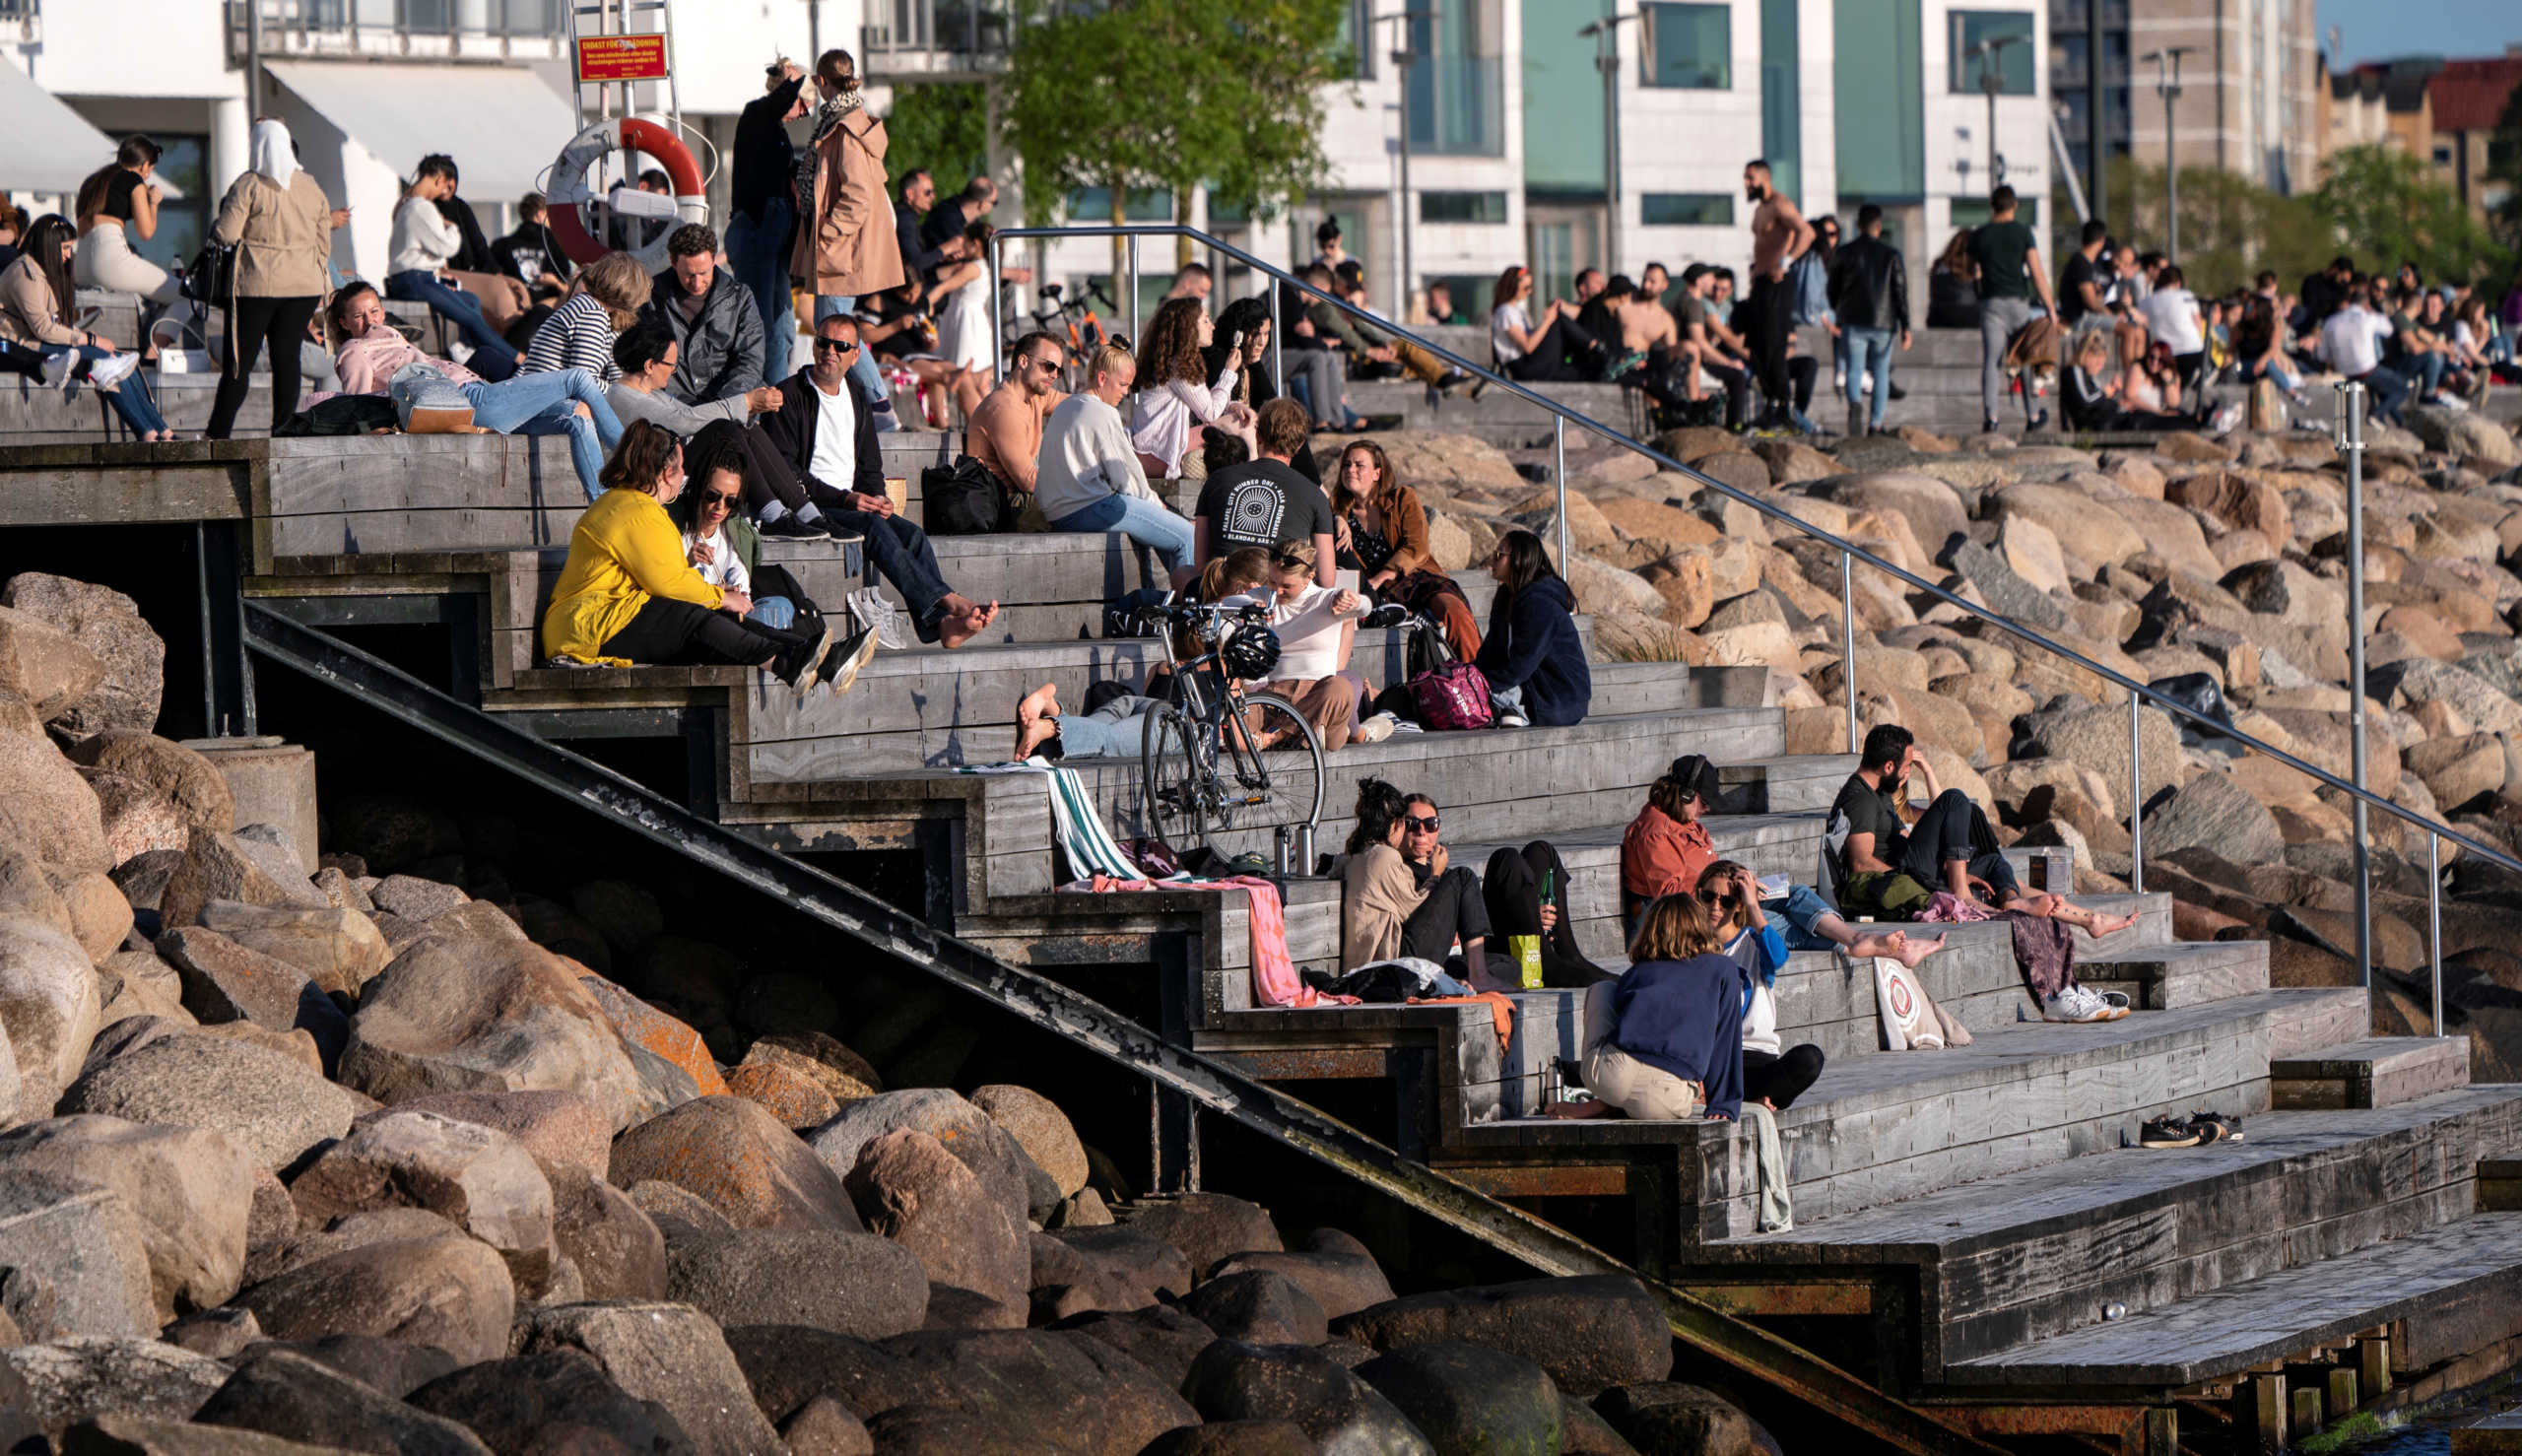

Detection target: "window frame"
[1639, 192, 1736, 227]
[1638, 1, 1733, 92]
[1418, 190, 1510, 224]
[1948, 8, 2036, 96]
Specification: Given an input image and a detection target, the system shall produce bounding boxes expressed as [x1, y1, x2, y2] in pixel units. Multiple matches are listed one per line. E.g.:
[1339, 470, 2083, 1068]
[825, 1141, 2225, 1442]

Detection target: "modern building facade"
[2320, 49, 2522, 224]
[2049, 0, 2317, 196]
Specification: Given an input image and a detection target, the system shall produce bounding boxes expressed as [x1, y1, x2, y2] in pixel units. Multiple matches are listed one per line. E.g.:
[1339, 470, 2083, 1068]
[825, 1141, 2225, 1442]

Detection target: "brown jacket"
[792, 108, 904, 298]
[1345, 484, 1438, 579]
[0, 253, 79, 349]
[211, 171, 334, 299]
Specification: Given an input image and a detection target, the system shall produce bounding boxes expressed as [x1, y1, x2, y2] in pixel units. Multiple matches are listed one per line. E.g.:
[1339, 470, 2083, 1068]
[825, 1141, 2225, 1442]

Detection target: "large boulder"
[158, 826, 326, 930]
[0, 915, 100, 1111]
[808, 1089, 1043, 1230]
[2, 1337, 230, 1428]
[0, 577, 164, 738]
[721, 1060, 837, 1131]
[64, 733, 233, 834]
[1118, 1192, 1283, 1279]
[405, 1347, 694, 1454]
[289, 1110, 558, 1291]
[196, 901, 392, 1000]
[0, 1116, 256, 1319]
[1329, 1276, 1673, 1399]
[1049, 1304, 1219, 1390]
[666, 1227, 927, 1339]
[80, 773, 188, 870]
[1812, 473, 1967, 560]
[0, 606, 104, 724]
[1179, 1271, 1329, 1346]
[574, 970, 730, 1099]
[514, 1299, 783, 1456]
[2408, 406, 2522, 468]
[967, 1085, 1088, 1200]
[2016, 703, 2187, 812]
[57, 1413, 365, 1454]
[845, 1128, 1028, 1325]
[2139, 771, 2285, 867]
[719, 1323, 961, 1426]
[546, 1166, 668, 1301]
[875, 1328, 1202, 1456]
[0, 734, 111, 874]
[0, 1180, 157, 1338]
[1592, 1382, 1779, 1455]
[386, 1088, 613, 1180]
[58, 1031, 370, 1171]
[1210, 1229, 1396, 1319]
[156, 926, 347, 1069]
[1179, 1341, 1433, 1455]
[341, 937, 653, 1133]
[1355, 1343, 1563, 1456]
[613, 1094, 862, 1232]
[192, 1348, 492, 1456]
[49, 871, 131, 962]
[234, 1232, 516, 1366]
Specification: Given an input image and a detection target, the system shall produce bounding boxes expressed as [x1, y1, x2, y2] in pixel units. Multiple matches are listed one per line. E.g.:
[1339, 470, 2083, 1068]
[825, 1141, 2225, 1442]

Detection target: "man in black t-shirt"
[2057, 220, 2109, 330]
[1964, 185, 2058, 434]
[1831, 723, 2017, 915]
[1192, 398, 1336, 567]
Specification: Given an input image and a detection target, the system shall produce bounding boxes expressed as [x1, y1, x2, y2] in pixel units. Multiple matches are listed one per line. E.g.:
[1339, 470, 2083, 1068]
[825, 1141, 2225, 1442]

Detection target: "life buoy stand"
[547, 116, 708, 269]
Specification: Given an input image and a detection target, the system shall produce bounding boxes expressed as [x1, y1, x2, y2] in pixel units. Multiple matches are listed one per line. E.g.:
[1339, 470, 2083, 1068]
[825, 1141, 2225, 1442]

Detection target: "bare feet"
[1015, 683, 1059, 759]
[937, 596, 1000, 649]
[2082, 910, 2139, 938]
[1848, 930, 1946, 968]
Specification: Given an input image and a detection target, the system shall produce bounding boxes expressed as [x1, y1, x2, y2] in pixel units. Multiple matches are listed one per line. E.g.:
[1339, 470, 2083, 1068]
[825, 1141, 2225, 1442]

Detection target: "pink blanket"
[1073, 873, 1356, 1008]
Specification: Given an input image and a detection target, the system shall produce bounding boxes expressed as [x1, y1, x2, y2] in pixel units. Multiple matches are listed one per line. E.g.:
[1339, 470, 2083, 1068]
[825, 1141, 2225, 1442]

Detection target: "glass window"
[1065, 187, 1174, 222]
[130, 134, 209, 275]
[1521, 0, 1608, 188]
[1640, 193, 1735, 226]
[1420, 190, 1509, 224]
[1640, 2, 1731, 90]
[1835, 0, 1925, 199]
[1951, 10, 2035, 95]
[1337, 0, 1376, 80]
[1759, 0, 1800, 202]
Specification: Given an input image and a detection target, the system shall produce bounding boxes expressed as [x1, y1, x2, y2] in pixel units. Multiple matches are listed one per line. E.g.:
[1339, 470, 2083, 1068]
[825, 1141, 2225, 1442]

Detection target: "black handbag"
[184, 241, 237, 308]
[922, 455, 1009, 536]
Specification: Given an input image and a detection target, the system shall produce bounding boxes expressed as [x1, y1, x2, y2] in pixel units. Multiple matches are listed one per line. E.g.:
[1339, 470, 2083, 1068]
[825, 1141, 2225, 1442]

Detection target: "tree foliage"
[885, 82, 989, 201]
[2488, 81, 2522, 258]
[2312, 143, 2513, 287]
[1001, 0, 1351, 267]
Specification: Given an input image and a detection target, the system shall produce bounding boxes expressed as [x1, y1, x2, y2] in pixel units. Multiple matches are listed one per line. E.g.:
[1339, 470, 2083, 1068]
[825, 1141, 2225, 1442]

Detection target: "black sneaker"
[1361, 602, 1412, 629]
[777, 618, 838, 692]
[819, 624, 876, 696]
[759, 514, 829, 541]
[2186, 1110, 2243, 1144]
[1888, 382, 1907, 400]
[1435, 368, 1473, 393]
[1981, 417, 2001, 434]
[2139, 1115, 2201, 1149]
[2026, 408, 2051, 430]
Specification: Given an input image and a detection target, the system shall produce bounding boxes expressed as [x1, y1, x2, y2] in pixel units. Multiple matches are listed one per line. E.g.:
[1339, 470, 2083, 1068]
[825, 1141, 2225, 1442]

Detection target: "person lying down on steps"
[1623, 754, 1947, 966]
[1010, 551, 1279, 761]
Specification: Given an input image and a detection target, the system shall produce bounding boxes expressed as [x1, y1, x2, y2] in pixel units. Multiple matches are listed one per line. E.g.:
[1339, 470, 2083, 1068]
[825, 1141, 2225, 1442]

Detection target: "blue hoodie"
[1608, 953, 1745, 1119]
[1475, 573, 1591, 726]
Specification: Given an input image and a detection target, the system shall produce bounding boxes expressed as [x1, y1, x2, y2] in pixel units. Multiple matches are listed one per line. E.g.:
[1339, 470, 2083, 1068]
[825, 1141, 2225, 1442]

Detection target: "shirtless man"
[1742, 159, 1814, 429]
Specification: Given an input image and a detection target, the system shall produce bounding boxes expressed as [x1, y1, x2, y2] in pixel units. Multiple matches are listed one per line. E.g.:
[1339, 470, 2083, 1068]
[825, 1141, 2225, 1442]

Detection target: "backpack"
[183, 240, 236, 309]
[386, 363, 475, 433]
[922, 455, 1007, 535]
[1406, 622, 1491, 731]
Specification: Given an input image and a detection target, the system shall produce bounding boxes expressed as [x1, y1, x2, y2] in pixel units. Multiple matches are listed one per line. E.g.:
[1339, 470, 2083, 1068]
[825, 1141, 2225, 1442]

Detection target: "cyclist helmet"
[1218, 625, 1283, 681]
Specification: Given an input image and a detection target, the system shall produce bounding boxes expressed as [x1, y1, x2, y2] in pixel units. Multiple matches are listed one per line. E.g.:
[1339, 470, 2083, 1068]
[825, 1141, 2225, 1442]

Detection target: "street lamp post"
[1972, 33, 2029, 188]
[1370, 10, 1436, 313]
[1579, 10, 1642, 277]
[2142, 46, 2196, 257]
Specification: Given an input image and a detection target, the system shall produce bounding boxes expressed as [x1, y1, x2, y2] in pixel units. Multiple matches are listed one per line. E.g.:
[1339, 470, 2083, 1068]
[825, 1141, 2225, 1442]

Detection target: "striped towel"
[963, 760, 1143, 882]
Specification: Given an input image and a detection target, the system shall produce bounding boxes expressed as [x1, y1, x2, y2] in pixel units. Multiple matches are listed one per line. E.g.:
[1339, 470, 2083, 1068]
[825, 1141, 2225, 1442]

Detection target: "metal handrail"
[992, 223, 2500, 1023]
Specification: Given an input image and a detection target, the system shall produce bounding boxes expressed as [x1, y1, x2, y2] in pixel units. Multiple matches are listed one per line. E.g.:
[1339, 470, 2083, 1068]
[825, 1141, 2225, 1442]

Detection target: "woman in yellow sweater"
[542, 419, 836, 686]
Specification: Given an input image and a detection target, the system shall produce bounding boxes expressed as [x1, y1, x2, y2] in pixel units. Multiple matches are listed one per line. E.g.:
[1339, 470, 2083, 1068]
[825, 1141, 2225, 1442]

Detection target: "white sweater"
[1264, 582, 1363, 684]
[389, 196, 463, 276]
[1035, 391, 1156, 522]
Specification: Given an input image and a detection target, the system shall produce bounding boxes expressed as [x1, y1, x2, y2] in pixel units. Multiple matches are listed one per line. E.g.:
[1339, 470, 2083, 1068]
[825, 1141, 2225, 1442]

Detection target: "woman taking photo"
[387, 155, 519, 378]
[1488, 265, 1602, 382]
[1331, 439, 1479, 661]
[206, 119, 343, 439]
[1247, 540, 1371, 751]
[1206, 298, 1322, 479]
[1696, 858, 1826, 1112]
[1131, 297, 1254, 481]
[542, 420, 835, 685]
[1474, 529, 1588, 728]
[2, 215, 170, 440]
[1579, 893, 1742, 1122]
[73, 138, 186, 342]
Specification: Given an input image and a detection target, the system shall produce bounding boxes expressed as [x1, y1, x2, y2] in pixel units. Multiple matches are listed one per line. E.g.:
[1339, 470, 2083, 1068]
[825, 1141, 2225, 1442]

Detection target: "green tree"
[2064, 162, 2333, 296]
[1001, 0, 1350, 277]
[2313, 143, 2512, 286]
[885, 83, 989, 203]
[2487, 81, 2522, 257]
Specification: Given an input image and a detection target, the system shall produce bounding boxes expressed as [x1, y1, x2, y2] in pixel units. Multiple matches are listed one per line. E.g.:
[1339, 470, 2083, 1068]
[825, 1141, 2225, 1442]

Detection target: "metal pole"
[246, 0, 264, 117]
[1840, 551, 1858, 755]
[1553, 417, 1569, 570]
[1397, 50, 1416, 312]
[1126, 234, 1140, 344]
[2128, 692, 2145, 894]
[2087, 0, 2107, 224]
[2340, 377, 2369, 987]
[1268, 280, 1283, 393]
[2164, 84, 2178, 259]
[1601, 34, 1622, 276]
[988, 234, 1005, 386]
[2428, 831, 2444, 1036]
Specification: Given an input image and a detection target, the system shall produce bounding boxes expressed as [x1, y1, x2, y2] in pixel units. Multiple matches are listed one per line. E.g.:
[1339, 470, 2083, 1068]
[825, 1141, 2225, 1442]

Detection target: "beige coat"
[792, 106, 904, 298]
[0, 253, 79, 349]
[1340, 842, 1428, 971]
[211, 171, 334, 299]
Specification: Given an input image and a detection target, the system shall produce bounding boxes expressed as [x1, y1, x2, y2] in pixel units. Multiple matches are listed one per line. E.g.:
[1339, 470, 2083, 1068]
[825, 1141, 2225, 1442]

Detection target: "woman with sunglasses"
[1696, 858, 1825, 1112]
[542, 420, 837, 688]
[1338, 778, 1504, 985]
[1399, 790, 1604, 988]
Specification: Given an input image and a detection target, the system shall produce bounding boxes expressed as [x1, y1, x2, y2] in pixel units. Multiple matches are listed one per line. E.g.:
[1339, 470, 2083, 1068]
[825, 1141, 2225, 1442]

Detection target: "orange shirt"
[1621, 803, 1716, 904]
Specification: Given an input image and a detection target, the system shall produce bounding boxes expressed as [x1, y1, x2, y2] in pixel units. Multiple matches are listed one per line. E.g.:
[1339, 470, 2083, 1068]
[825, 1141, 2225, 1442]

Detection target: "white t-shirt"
[2318, 306, 2396, 378]
[2140, 288, 2204, 355]
[1491, 302, 1532, 364]
[808, 379, 857, 494]
[679, 524, 751, 595]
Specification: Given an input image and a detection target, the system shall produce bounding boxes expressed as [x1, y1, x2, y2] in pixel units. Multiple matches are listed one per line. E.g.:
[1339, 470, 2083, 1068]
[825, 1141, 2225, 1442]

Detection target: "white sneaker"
[2042, 984, 2130, 1024]
[40, 351, 74, 391]
[847, 587, 907, 650]
[86, 352, 141, 389]
[1494, 710, 1530, 729]
[1355, 711, 1397, 745]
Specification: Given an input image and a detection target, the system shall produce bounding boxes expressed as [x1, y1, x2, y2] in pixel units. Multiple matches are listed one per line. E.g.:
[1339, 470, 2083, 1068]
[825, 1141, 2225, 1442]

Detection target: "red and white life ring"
[546, 115, 708, 269]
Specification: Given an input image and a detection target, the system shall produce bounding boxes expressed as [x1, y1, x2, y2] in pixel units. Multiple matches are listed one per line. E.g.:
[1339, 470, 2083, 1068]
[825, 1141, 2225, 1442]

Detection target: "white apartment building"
[1, 0, 865, 287]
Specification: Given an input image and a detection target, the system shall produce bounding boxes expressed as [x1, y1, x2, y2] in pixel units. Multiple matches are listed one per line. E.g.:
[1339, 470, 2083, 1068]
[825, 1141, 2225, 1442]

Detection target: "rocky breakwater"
[1342, 407, 2522, 1066]
[0, 565, 1779, 1453]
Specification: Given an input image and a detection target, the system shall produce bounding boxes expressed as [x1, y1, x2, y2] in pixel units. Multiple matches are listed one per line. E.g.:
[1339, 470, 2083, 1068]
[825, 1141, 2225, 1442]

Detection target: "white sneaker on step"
[1355, 712, 1397, 745]
[87, 352, 141, 389]
[2042, 984, 2129, 1024]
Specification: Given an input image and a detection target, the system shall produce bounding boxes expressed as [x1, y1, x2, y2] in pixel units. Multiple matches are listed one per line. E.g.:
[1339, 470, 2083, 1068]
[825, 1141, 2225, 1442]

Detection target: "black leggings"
[1400, 865, 1493, 966]
[1502, 316, 1601, 383]
[1787, 354, 1818, 413]
[1899, 788, 2019, 900]
[1744, 1045, 1825, 1109]
[597, 595, 803, 669]
[208, 294, 320, 439]
[1482, 840, 1610, 987]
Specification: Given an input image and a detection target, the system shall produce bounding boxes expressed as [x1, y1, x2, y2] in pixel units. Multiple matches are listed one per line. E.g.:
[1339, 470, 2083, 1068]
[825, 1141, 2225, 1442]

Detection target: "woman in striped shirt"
[522, 251, 651, 383]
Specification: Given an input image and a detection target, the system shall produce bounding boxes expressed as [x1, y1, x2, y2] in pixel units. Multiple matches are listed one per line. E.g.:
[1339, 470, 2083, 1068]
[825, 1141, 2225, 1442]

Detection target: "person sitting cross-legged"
[1697, 858, 1825, 1111]
[1580, 893, 1742, 1121]
[541, 419, 838, 687]
[761, 311, 1001, 648]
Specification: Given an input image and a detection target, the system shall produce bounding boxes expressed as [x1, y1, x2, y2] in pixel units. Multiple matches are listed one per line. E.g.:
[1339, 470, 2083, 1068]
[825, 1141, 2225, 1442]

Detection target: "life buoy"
[546, 115, 708, 269]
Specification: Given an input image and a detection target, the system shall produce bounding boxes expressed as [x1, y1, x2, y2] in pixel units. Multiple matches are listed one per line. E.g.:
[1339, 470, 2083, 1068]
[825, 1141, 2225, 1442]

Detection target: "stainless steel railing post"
[1126, 234, 1140, 345]
[1554, 417, 1568, 571]
[1840, 552, 1857, 755]
[2430, 830, 2445, 1037]
[2128, 694, 2144, 894]
[2340, 378, 2370, 989]
[988, 234, 1005, 386]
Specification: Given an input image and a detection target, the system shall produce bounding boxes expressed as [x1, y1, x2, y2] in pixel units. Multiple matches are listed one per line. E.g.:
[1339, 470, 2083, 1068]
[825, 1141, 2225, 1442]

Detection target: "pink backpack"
[1411, 660, 1493, 731]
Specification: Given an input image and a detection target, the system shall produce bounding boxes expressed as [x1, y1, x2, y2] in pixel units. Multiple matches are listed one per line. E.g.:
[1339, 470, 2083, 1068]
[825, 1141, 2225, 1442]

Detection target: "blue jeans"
[748, 596, 796, 630]
[1841, 326, 1895, 429]
[2355, 365, 2411, 425]
[460, 367, 623, 501]
[2239, 355, 2301, 392]
[726, 200, 795, 385]
[1048, 493, 1195, 572]
[1052, 694, 1161, 758]
[811, 294, 892, 404]
[1761, 884, 1843, 953]
[47, 344, 167, 436]
[2400, 348, 2446, 400]
[385, 270, 519, 378]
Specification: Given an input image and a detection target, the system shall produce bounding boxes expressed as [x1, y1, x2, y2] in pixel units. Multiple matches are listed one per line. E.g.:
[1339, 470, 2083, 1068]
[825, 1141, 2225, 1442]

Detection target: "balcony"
[0, 0, 34, 39]
[226, 0, 565, 61]
[862, 0, 1014, 82]
[1408, 53, 1504, 157]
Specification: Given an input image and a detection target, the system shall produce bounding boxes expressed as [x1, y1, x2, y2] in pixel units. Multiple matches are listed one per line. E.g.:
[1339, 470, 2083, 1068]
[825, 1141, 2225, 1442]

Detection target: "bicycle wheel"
[1216, 693, 1326, 844]
[1138, 703, 1213, 857]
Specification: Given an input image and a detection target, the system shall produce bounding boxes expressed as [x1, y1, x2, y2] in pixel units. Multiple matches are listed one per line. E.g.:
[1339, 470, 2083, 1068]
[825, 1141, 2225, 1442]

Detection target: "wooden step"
[2271, 1035, 2472, 1109]
[1712, 1088, 2522, 1383]
[2076, 940, 2273, 1010]
[1941, 1208, 2522, 1391]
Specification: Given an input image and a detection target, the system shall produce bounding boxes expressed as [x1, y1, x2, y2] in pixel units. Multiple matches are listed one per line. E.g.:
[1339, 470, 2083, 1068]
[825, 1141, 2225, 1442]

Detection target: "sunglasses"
[815, 337, 859, 354]
[700, 490, 739, 506]
[1404, 815, 1439, 831]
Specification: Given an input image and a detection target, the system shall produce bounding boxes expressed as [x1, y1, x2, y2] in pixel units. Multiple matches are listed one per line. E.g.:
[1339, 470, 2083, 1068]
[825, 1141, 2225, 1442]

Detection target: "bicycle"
[1134, 599, 1325, 862]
